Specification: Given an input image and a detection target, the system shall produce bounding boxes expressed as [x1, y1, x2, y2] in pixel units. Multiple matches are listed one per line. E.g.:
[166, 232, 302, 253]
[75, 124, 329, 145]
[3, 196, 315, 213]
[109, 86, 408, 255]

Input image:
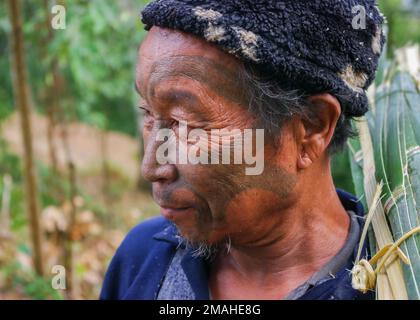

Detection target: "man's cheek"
[142, 129, 150, 147]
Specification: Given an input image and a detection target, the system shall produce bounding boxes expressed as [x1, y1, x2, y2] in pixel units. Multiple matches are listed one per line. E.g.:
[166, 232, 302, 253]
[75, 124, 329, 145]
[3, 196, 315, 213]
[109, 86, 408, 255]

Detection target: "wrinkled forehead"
[136, 27, 242, 99]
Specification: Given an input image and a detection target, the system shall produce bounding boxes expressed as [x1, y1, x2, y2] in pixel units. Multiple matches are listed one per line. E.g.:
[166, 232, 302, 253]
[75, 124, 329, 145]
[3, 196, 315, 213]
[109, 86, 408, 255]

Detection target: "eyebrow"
[146, 55, 250, 107]
[135, 80, 201, 108]
[159, 88, 199, 103]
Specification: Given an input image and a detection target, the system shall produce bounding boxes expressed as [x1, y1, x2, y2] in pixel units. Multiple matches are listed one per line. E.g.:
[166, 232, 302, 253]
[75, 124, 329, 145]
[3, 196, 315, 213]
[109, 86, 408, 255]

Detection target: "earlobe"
[297, 151, 313, 170]
[308, 93, 341, 155]
[292, 118, 317, 170]
[298, 94, 341, 166]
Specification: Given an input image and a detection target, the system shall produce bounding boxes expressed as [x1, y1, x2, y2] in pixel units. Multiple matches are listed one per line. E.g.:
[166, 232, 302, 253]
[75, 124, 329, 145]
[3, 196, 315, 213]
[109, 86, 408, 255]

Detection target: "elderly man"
[101, 0, 385, 300]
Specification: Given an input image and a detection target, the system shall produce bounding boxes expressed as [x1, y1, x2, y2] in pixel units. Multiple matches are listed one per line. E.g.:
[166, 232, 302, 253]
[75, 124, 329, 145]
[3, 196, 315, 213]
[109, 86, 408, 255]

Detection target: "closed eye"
[138, 104, 155, 130]
[138, 105, 151, 116]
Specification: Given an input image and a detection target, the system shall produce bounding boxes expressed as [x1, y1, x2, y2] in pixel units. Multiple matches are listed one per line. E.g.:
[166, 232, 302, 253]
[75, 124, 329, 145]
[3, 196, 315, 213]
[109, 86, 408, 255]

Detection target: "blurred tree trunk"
[7, 0, 44, 276]
[41, 1, 71, 284]
[43, 0, 59, 176]
[41, 0, 77, 297]
[42, 2, 76, 297]
[60, 121, 77, 298]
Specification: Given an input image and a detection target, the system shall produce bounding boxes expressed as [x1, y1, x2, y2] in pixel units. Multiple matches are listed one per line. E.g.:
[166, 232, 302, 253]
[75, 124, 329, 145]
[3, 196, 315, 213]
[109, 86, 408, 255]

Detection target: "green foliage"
[1, 259, 63, 300]
[377, 0, 420, 52]
[0, 0, 149, 136]
[331, 150, 356, 194]
[332, 0, 420, 194]
[348, 63, 420, 298]
[49, 0, 145, 135]
[0, 139, 26, 230]
[0, 2, 13, 120]
[0, 0, 152, 233]
[0, 139, 22, 183]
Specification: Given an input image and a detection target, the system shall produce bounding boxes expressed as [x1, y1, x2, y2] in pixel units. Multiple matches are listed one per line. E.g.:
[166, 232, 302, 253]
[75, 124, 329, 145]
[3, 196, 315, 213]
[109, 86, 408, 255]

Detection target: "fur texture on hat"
[141, 0, 386, 118]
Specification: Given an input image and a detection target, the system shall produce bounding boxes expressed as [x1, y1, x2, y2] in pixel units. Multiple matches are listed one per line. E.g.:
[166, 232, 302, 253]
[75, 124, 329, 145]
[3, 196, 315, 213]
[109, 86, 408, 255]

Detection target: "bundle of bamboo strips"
[348, 46, 420, 300]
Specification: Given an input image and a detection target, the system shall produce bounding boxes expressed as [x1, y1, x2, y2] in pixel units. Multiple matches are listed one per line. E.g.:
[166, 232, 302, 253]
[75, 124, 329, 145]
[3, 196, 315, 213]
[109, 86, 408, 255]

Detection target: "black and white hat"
[141, 0, 386, 118]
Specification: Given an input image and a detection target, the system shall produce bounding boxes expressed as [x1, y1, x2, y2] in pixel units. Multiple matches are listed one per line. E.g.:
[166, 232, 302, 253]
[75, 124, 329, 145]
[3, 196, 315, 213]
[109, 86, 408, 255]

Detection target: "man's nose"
[141, 125, 178, 183]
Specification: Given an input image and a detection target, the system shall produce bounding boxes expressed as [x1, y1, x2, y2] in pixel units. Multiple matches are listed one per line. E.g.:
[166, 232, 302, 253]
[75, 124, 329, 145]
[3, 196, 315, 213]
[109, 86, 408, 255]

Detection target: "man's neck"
[209, 163, 350, 299]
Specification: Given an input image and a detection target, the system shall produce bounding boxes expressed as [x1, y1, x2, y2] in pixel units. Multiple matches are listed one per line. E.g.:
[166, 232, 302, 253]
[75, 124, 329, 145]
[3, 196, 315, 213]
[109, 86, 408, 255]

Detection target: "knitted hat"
[141, 0, 386, 118]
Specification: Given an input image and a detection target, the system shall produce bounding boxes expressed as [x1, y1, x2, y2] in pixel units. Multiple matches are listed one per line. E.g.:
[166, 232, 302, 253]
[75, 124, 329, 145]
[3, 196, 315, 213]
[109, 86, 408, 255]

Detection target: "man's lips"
[160, 205, 195, 221]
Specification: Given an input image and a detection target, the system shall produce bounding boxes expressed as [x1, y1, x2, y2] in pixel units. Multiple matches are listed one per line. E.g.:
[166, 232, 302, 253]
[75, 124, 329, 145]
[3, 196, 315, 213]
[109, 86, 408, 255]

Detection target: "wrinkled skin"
[136, 27, 350, 299]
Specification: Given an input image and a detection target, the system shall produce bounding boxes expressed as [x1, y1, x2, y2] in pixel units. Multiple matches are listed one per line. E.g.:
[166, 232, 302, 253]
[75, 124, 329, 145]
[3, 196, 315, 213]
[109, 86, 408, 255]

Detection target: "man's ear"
[296, 93, 341, 170]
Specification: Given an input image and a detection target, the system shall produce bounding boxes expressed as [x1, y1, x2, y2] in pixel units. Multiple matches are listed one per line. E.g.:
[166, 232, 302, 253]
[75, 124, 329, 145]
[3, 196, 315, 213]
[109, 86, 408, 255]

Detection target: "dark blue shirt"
[100, 189, 374, 300]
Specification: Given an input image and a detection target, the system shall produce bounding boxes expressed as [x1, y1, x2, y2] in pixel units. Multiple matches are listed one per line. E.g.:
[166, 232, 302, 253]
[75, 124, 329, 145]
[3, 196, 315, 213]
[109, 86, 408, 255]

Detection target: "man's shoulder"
[100, 216, 177, 299]
[113, 215, 178, 266]
[120, 215, 173, 250]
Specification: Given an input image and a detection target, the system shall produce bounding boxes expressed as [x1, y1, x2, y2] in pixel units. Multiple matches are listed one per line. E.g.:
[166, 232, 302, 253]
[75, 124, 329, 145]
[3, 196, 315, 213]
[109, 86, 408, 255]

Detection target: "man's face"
[136, 27, 299, 246]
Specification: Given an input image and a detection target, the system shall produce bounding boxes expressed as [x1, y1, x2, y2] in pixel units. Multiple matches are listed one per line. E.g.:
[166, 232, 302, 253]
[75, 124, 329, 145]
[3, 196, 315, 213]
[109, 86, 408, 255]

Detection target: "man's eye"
[138, 106, 154, 129]
[138, 106, 151, 115]
[139, 106, 154, 120]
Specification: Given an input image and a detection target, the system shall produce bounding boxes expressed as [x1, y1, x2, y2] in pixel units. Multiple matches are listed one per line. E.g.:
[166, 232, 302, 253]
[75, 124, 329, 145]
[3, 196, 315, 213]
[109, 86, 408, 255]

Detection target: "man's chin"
[176, 226, 210, 245]
[175, 225, 213, 243]
[174, 227, 227, 259]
